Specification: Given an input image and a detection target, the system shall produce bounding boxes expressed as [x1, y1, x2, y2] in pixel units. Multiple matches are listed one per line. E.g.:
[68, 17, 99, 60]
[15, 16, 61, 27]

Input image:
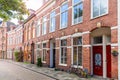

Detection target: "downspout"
[118, 0, 120, 79]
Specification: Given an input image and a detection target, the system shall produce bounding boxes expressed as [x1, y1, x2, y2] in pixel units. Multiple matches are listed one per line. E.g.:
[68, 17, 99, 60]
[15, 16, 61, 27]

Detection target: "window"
[73, 37, 82, 66]
[73, 0, 83, 24]
[42, 43, 47, 62]
[36, 20, 40, 37]
[50, 11, 56, 32]
[60, 39, 67, 64]
[42, 17, 47, 35]
[92, 0, 108, 18]
[93, 36, 102, 44]
[60, 3, 68, 29]
[36, 43, 41, 62]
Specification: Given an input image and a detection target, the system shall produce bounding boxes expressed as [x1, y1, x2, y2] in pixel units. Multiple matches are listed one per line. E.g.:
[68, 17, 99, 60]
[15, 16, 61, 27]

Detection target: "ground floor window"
[60, 39, 67, 64]
[73, 37, 82, 66]
[42, 43, 47, 62]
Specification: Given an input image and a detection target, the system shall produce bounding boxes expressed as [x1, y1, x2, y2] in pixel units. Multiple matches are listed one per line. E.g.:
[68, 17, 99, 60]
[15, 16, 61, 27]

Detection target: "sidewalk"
[6, 60, 112, 80]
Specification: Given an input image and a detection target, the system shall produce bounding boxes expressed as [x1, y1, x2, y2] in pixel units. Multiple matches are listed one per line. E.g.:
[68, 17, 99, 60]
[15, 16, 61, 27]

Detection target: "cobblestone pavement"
[3, 60, 117, 80]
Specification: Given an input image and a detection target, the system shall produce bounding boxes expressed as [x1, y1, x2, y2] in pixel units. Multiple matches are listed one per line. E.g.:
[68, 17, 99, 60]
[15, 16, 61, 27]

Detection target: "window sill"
[42, 61, 46, 63]
[91, 13, 108, 20]
[59, 64, 67, 66]
[72, 21, 83, 26]
[72, 65, 83, 68]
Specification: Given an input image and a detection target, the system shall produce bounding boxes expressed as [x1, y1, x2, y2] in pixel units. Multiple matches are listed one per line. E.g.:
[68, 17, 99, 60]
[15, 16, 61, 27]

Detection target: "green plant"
[37, 58, 42, 67]
[112, 50, 118, 56]
[14, 51, 20, 62]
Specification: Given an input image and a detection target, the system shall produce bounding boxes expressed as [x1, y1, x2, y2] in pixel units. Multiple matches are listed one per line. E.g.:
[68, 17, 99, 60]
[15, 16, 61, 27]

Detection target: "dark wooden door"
[106, 45, 111, 78]
[93, 46, 103, 76]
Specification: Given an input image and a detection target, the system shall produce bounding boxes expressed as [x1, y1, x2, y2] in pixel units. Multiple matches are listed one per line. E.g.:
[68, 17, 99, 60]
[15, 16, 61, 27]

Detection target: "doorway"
[50, 39, 56, 68]
[31, 43, 34, 64]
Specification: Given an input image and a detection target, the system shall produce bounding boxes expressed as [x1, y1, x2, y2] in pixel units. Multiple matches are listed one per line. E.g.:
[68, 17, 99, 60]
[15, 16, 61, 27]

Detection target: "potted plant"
[112, 50, 118, 56]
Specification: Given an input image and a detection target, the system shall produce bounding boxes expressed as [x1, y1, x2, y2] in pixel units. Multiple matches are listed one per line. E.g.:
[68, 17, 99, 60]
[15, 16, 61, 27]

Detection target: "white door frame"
[91, 35, 107, 78]
[50, 39, 54, 68]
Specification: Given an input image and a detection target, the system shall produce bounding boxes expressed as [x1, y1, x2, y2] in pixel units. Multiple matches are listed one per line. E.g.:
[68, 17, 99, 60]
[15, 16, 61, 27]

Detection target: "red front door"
[93, 46, 103, 76]
[106, 45, 111, 78]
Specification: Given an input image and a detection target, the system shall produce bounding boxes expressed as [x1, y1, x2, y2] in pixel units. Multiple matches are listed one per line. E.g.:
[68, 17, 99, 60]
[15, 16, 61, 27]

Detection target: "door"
[93, 46, 103, 76]
[50, 40, 55, 68]
[31, 43, 34, 64]
[106, 45, 111, 78]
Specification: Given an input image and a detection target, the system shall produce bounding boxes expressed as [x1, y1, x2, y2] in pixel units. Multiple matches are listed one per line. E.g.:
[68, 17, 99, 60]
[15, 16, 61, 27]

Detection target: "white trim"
[83, 45, 91, 47]
[67, 46, 72, 48]
[118, 0, 120, 79]
[71, 32, 82, 37]
[111, 43, 118, 47]
[42, 40, 49, 43]
[111, 26, 118, 30]
[59, 64, 67, 66]
[60, 35, 71, 40]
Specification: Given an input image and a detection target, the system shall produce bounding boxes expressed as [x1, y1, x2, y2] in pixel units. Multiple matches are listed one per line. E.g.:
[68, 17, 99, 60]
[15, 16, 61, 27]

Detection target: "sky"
[11, 0, 42, 24]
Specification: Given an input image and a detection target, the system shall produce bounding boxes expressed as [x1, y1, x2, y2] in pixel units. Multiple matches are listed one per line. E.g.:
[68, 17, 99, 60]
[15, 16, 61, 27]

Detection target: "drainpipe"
[118, 0, 120, 79]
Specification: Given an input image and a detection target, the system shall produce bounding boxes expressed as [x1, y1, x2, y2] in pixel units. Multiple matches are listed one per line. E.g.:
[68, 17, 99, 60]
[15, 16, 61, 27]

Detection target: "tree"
[0, 0, 28, 21]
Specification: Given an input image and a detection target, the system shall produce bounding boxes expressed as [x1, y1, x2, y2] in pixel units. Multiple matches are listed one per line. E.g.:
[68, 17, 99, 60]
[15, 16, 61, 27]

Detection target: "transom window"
[42, 43, 47, 62]
[60, 39, 67, 64]
[93, 36, 102, 44]
[50, 11, 56, 32]
[92, 0, 108, 18]
[73, 37, 82, 66]
[73, 0, 83, 24]
[60, 3, 68, 29]
[42, 16, 47, 35]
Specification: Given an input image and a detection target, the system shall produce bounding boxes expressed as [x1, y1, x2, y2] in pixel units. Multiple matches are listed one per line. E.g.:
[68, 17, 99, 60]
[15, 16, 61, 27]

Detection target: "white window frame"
[42, 16, 47, 35]
[50, 11, 56, 32]
[35, 42, 41, 62]
[42, 42, 47, 63]
[72, 0, 83, 25]
[60, 1, 68, 29]
[91, 0, 109, 19]
[71, 35, 83, 68]
[36, 20, 41, 37]
[59, 39, 67, 66]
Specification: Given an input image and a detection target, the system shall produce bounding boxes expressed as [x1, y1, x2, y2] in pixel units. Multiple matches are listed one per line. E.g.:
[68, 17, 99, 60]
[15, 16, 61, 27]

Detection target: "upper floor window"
[92, 0, 108, 18]
[50, 11, 56, 32]
[36, 20, 40, 37]
[60, 2, 68, 29]
[42, 16, 47, 35]
[73, 0, 83, 24]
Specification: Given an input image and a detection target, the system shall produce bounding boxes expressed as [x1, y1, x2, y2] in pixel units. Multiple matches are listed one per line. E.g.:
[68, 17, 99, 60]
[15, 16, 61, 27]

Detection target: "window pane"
[74, 0, 82, 4]
[61, 3, 68, 12]
[93, 0, 100, 17]
[61, 39, 67, 46]
[78, 3, 83, 22]
[93, 36, 102, 44]
[74, 5, 78, 24]
[100, 0, 108, 15]
[78, 46, 82, 66]
[73, 37, 82, 45]
[73, 47, 77, 65]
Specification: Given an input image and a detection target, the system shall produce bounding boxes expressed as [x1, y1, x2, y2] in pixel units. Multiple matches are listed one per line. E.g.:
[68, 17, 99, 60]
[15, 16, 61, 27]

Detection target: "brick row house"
[7, 24, 23, 60]
[4, 0, 120, 79]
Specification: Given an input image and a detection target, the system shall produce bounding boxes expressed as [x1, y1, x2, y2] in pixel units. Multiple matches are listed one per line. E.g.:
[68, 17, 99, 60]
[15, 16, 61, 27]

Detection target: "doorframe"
[91, 35, 107, 78]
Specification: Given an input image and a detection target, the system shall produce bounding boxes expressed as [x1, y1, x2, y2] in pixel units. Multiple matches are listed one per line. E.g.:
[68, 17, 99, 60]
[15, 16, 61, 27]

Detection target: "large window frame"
[72, 36, 83, 68]
[91, 0, 108, 19]
[36, 19, 40, 37]
[60, 39, 67, 66]
[72, 0, 83, 25]
[42, 16, 47, 35]
[50, 11, 56, 32]
[42, 43, 47, 63]
[60, 2, 68, 29]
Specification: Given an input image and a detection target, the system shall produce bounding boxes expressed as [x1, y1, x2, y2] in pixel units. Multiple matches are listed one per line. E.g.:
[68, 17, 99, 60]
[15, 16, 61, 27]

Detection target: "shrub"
[37, 58, 42, 67]
[15, 51, 20, 62]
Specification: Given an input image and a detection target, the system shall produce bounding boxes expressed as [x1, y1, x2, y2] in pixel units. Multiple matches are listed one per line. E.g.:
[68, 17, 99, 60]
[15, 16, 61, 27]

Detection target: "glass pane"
[61, 3, 68, 12]
[74, 5, 78, 23]
[61, 39, 67, 46]
[78, 46, 82, 66]
[78, 3, 83, 22]
[74, 0, 82, 4]
[93, 36, 102, 44]
[73, 47, 77, 65]
[93, 0, 100, 17]
[43, 43, 46, 48]
[100, 0, 108, 15]
[73, 37, 82, 45]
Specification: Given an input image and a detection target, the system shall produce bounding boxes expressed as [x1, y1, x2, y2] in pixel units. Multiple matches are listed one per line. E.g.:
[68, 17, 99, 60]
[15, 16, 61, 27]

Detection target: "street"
[0, 60, 55, 80]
